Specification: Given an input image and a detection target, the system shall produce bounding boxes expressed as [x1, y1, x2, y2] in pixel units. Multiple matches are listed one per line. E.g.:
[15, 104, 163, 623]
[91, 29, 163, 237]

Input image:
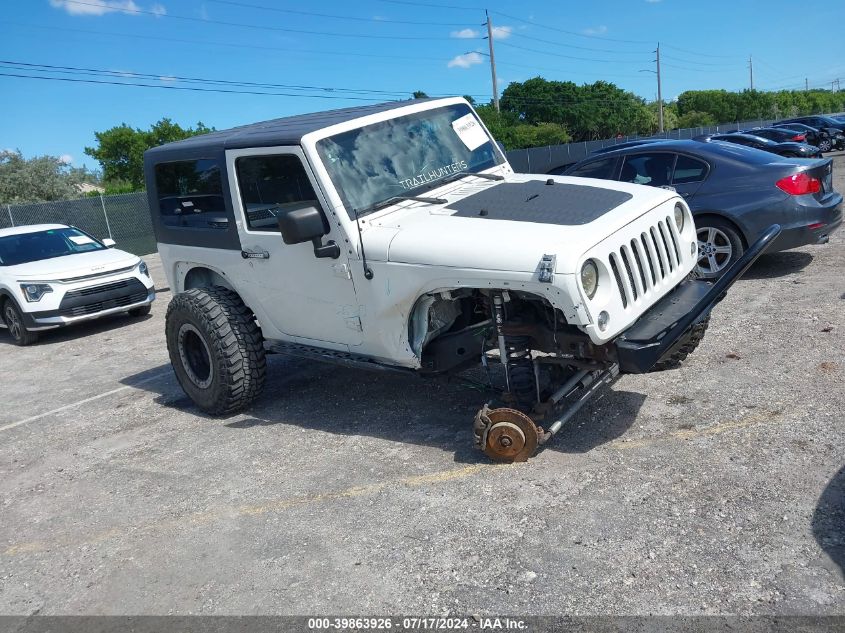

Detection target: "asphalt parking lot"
[1, 155, 844, 616]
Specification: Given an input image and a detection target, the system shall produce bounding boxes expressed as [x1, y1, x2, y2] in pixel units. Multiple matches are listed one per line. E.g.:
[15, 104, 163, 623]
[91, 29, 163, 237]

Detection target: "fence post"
[6, 204, 13, 227]
[99, 193, 113, 240]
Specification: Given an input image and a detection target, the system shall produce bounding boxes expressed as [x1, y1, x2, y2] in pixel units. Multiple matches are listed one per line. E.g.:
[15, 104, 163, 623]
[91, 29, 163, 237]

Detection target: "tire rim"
[5, 305, 22, 341]
[820, 140, 832, 152]
[177, 323, 214, 388]
[696, 226, 733, 275]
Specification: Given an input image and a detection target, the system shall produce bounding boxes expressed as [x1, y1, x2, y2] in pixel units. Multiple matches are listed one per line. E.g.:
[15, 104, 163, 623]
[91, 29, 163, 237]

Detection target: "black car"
[706, 133, 821, 158]
[745, 127, 809, 144]
[778, 116, 845, 150]
[560, 140, 842, 278]
[772, 122, 832, 152]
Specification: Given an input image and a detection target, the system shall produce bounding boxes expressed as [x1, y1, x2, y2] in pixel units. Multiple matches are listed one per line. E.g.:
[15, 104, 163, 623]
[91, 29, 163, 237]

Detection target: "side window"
[235, 154, 320, 232]
[672, 155, 709, 184]
[567, 157, 618, 180]
[619, 153, 674, 187]
[155, 159, 227, 229]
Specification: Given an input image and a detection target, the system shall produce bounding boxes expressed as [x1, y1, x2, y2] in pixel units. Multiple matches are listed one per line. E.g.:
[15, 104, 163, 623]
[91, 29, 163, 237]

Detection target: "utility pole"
[656, 42, 663, 133]
[748, 55, 753, 90]
[486, 11, 500, 112]
[805, 77, 809, 91]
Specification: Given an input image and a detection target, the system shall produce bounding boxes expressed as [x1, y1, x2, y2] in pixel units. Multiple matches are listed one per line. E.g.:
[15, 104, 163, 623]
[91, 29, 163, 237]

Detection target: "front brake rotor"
[482, 408, 540, 463]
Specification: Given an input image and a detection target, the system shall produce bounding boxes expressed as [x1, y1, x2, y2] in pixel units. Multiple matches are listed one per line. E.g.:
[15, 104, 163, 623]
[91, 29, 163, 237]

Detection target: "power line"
[2, 22, 457, 65]
[59, 0, 475, 40]
[0, 61, 446, 98]
[207, 0, 470, 27]
[0, 71, 393, 100]
[506, 30, 652, 56]
[492, 10, 651, 45]
[497, 41, 653, 65]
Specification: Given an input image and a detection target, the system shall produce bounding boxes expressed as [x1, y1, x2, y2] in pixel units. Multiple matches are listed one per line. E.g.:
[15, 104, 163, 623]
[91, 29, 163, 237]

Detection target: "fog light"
[598, 311, 609, 332]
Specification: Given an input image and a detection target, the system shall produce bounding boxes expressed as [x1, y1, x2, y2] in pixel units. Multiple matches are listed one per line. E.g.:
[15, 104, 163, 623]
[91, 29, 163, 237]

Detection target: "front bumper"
[19, 277, 155, 331]
[615, 224, 781, 373]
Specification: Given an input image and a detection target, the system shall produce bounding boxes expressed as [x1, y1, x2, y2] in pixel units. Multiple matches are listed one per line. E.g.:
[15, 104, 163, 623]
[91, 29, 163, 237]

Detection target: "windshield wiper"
[436, 171, 505, 187]
[363, 195, 448, 214]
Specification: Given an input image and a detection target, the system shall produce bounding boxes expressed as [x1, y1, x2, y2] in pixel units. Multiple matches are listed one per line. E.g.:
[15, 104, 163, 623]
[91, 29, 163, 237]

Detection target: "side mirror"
[102, 238, 116, 248]
[277, 205, 340, 259]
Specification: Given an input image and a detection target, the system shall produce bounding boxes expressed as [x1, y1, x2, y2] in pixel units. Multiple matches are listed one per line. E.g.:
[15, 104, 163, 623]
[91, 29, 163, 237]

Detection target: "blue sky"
[1, 0, 843, 171]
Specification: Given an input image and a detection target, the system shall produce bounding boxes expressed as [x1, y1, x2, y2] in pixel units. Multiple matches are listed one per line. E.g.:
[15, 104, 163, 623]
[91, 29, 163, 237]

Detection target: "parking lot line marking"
[605, 408, 782, 450]
[0, 369, 173, 434]
[2, 463, 496, 556]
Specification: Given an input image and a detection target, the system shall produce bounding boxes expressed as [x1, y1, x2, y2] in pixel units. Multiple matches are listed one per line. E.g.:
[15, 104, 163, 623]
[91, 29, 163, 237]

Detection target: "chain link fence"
[1, 192, 156, 256]
[505, 118, 779, 174]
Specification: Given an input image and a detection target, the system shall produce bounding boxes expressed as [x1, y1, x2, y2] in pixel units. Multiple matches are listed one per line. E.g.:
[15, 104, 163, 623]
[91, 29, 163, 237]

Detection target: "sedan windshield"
[316, 104, 503, 218]
[0, 227, 106, 266]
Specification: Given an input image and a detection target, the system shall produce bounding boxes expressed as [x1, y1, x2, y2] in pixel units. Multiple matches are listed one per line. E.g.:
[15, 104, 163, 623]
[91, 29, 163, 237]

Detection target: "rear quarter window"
[154, 159, 227, 230]
[672, 155, 709, 184]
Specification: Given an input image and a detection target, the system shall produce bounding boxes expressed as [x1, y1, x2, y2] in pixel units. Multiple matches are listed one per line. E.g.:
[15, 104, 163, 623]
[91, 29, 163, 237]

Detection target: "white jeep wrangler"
[144, 97, 778, 462]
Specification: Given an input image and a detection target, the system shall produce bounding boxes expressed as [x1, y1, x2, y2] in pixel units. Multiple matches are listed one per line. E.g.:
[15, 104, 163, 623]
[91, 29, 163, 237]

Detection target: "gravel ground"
[0, 154, 843, 616]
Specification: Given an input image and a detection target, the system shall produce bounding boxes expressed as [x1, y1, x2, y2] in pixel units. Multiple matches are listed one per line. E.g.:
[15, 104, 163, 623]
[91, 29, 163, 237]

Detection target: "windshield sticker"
[451, 113, 488, 151]
[69, 235, 96, 245]
[398, 160, 468, 190]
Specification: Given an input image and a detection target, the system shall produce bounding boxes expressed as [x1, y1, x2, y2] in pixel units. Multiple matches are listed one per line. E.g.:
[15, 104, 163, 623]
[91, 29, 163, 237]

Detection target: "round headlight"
[674, 204, 685, 231]
[580, 259, 598, 299]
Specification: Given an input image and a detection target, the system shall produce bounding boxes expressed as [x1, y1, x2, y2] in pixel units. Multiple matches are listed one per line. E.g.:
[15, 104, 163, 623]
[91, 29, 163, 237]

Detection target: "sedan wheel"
[818, 139, 832, 153]
[696, 226, 737, 278]
[3, 301, 38, 346]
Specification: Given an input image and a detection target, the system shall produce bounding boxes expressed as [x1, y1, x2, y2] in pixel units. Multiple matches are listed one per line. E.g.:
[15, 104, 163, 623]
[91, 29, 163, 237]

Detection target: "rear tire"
[695, 218, 744, 280]
[818, 139, 832, 153]
[3, 299, 38, 346]
[165, 287, 265, 415]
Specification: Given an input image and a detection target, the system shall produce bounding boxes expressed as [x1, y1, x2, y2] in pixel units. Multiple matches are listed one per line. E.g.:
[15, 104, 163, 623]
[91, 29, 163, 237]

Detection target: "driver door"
[226, 146, 362, 347]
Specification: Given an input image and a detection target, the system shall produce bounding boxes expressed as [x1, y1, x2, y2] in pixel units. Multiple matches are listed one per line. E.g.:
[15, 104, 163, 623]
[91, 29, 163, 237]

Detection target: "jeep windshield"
[315, 103, 504, 218]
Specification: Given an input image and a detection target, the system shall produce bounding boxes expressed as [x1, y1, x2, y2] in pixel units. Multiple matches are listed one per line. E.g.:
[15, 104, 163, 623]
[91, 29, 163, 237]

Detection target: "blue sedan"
[558, 139, 843, 278]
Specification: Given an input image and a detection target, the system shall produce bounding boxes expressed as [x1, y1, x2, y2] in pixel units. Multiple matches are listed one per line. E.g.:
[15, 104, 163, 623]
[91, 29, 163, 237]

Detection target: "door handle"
[241, 249, 270, 259]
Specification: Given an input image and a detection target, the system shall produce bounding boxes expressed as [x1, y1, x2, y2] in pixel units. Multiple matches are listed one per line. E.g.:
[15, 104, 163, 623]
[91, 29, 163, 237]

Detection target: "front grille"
[64, 279, 137, 299]
[58, 278, 148, 317]
[609, 218, 683, 308]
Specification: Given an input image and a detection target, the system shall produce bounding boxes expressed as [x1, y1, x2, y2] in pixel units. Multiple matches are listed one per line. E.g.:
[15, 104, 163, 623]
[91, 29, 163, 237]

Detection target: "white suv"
[143, 97, 778, 462]
[0, 224, 155, 345]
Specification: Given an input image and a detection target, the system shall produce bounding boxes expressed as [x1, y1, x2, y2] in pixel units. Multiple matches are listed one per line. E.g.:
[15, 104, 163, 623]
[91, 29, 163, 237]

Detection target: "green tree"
[0, 150, 98, 205]
[412, 90, 429, 99]
[85, 118, 213, 191]
[677, 111, 717, 128]
[500, 77, 654, 141]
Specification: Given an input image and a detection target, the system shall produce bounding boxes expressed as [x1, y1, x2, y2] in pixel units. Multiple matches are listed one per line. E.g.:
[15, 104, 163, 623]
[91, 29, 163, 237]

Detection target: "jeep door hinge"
[538, 254, 556, 283]
[332, 263, 352, 280]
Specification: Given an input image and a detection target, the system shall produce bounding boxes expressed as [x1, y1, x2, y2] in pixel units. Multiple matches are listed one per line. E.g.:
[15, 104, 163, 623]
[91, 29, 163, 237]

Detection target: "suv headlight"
[138, 260, 149, 277]
[674, 204, 685, 231]
[580, 260, 598, 299]
[20, 283, 53, 302]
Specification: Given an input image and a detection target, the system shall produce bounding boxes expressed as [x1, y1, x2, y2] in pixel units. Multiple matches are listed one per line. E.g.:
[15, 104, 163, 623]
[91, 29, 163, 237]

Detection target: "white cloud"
[48, 0, 167, 16]
[158, 75, 177, 83]
[450, 28, 479, 39]
[491, 25, 513, 40]
[59, 154, 73, 164]
[583, 25, 608, 35]
[447, 52, 483, 69]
